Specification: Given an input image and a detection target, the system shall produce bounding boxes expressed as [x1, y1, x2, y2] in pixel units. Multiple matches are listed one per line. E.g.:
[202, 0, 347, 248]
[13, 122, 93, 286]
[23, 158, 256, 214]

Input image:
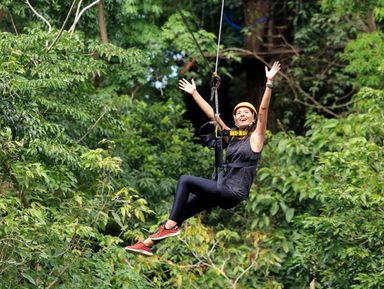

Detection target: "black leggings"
[169, 175, 241, 226]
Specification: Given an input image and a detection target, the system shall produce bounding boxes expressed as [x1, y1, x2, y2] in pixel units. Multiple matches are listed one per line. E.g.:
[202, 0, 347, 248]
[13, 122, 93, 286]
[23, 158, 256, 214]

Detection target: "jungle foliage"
[0, 0, 383, 288]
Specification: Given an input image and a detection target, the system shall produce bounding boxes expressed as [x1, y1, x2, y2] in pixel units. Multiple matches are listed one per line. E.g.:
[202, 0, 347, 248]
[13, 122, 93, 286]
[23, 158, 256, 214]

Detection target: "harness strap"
[225, 130, 251, 137]
[216, 167, 225, 191]
[200, 128, 252, 147]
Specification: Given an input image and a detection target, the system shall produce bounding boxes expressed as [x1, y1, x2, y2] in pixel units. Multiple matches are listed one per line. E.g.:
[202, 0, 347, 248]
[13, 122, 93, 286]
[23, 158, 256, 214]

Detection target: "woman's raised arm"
[250, 61, 281, 152]
[179, 78, 230, 130]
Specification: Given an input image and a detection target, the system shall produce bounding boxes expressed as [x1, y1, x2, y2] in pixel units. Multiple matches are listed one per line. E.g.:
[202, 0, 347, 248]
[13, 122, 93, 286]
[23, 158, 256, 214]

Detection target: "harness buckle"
[211, 72, 221, 89]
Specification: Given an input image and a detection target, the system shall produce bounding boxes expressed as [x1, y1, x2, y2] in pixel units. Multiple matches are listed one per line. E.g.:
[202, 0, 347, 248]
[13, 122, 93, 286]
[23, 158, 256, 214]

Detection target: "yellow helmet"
[233, 102, 257, 115]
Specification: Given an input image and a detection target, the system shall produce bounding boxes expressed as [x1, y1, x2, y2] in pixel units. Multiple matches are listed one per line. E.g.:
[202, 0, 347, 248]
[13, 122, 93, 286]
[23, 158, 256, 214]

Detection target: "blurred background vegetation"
[0, 0, 383, 288]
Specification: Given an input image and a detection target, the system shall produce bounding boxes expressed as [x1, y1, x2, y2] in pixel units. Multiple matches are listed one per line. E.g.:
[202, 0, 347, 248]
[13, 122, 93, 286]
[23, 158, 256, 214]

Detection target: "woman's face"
[233, 107, 255, 128]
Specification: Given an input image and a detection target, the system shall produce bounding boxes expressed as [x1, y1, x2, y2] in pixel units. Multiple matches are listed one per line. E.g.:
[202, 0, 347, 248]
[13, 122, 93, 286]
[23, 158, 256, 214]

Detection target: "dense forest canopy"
[0, 0, 383, 288]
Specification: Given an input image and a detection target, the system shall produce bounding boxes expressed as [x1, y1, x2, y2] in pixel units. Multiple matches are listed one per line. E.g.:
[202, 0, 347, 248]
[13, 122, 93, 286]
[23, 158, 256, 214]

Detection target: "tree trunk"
[243, 0, 269, 52]
[98, 0, 108, 43]
[366, 9, 376, 33]
[0, 8, 4, 31]
[242, 1, 276, 130]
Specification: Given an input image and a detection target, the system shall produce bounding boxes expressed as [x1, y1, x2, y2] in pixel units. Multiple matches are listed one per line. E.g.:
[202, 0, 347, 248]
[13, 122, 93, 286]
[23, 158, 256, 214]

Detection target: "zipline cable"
[211, 0, 225, 180]
[178, 0, 226, 179]
[214, 0, 225, 74]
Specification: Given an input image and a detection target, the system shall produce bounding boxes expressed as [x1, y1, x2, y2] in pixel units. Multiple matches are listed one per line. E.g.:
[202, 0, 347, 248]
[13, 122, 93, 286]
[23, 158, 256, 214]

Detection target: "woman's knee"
[178, 175, 195, 186]
[179, 175, 189, 182]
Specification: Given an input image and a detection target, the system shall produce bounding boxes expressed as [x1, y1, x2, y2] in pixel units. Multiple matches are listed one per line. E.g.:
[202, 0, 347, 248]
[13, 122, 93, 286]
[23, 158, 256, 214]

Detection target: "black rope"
[177, 6, 212, 71]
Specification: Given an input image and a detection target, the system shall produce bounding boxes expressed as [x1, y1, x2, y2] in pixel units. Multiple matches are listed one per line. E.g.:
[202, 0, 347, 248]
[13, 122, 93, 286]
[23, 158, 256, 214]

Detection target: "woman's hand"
[265, 61, 281, 81]
[178, 78, 196, 95]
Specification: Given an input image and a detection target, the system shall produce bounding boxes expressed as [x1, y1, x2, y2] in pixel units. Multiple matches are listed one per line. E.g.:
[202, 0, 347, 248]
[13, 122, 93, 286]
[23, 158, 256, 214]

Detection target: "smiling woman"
[233, 101, 257, 129]
[125, 61, 281, 257]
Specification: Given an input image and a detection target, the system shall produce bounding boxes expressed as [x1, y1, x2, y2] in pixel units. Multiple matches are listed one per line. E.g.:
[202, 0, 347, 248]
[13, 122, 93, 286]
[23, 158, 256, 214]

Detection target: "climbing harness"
[210, 73, 223, 179]
[199, 122, 252, 148]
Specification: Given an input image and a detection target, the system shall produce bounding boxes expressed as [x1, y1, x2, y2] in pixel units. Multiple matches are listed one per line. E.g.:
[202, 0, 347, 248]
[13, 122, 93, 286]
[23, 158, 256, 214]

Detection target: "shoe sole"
[150, 230, 181, 241]
[125, 247, 153, 257]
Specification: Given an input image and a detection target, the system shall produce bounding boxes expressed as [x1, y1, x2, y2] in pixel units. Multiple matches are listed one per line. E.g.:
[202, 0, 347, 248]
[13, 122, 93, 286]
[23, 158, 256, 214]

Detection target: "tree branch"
[124, 259, 157, 287]
[277, 34, 300, 56]
[179, 237, 260, 289]
[334, 89, 356, 103]
[233, 247, 259, 288]
[164, 259, 204, 270]
[207, 239, 220, 258]
[76, 107, 109, 143]
[69, 0, 101, 34]
[47, 0, 77, 52]
[25, 0, 52, 33]
[45, 265, 70, 289]
[180, 238, 232, 286]
[46, 197, 110, 286]
[74, 0, 84, 19]
[71, 0, 84, 36]
[216, 47, 341, 118]
[8, 12, 19, 35]
[330, 99, 355, 109]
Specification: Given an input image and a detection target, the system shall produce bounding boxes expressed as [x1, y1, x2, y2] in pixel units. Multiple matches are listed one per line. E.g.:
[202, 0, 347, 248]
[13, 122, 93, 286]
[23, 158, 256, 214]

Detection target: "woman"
[125, 61, 281, 256]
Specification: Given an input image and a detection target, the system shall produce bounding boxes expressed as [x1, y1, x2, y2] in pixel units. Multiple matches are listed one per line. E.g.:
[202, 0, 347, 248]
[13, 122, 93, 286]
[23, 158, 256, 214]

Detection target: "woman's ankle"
[142, 239, 154, 247]
[165, 220, 177, 229]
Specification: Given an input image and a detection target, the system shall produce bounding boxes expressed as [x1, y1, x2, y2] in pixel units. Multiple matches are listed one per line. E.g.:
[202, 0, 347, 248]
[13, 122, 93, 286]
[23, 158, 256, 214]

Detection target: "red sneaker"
[125, 242, 153, 256]
[149, 224, 180, 241]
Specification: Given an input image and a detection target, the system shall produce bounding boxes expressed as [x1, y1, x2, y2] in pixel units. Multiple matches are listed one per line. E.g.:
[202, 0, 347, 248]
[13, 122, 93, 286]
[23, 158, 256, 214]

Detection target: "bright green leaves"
[81, 147, 122, 174]
[0, 26, 158, 287]
[320, 0, 384, 22]
[374, 2, 384, 21]
[241, 86, 384, 288]
[162, 12, 217, 73]
[279, 88, 384, 288]
[281, 8, 356, 121]
[121, 0, 163, 17]
[0, 1, 220, 287]
[114, 97, 212, 205]
[89, 41, 150, 88]
[343, 32, 384, 89]
[0, 8, 217, 286]
[2, 0, 383, 288]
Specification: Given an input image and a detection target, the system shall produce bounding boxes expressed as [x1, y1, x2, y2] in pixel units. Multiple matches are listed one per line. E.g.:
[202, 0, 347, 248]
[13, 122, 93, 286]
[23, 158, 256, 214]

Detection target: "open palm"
[265, 61, 281, 80]
[179, 78, 196, 95]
